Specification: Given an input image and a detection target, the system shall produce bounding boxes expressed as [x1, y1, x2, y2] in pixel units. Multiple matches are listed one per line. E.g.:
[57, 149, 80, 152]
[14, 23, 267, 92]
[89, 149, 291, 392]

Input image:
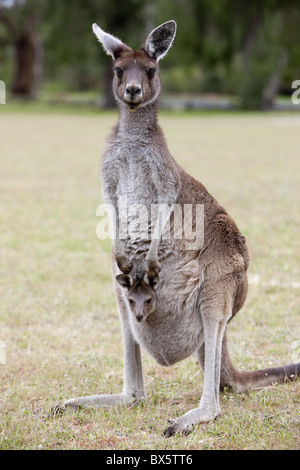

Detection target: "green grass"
[0, 105, 299, 450]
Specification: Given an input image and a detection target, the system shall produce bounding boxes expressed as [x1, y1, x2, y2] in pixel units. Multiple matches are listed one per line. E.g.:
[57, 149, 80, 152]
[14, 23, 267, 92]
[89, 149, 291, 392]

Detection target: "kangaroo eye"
[115, 67, 123, 79]
[146, 68, 156, 80]
[128, 298, 134, 305]
[146, 298, 152, 304]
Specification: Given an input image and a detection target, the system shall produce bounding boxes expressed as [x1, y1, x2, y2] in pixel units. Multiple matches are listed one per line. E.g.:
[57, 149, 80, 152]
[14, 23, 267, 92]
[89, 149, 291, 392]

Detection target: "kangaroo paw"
[163, 406, 219, 437]
[116, 255, 133, 274]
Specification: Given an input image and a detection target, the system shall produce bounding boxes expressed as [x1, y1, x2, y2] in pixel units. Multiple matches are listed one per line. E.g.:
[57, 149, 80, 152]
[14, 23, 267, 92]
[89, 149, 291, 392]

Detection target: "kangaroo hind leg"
[164, 288, 232, 437]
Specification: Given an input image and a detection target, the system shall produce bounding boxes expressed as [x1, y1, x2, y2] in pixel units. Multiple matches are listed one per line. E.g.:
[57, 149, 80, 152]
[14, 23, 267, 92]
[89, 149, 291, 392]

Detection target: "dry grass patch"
[0, 110, 299, 450]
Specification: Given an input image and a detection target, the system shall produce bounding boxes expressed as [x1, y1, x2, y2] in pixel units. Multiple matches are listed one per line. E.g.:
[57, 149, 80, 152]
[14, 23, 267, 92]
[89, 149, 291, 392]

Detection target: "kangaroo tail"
[220, 333, 299, 392]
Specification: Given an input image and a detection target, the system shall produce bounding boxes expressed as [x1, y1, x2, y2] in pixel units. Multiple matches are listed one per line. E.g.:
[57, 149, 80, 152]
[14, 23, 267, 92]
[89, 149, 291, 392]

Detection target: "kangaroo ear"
[151, 275, 159, 289]
[143, 274, 150, 286]
[144, 273, 159, 289]
[92, 23, 131, 59]
[116, 274, 133, 289]
[143, 20, 176, 62]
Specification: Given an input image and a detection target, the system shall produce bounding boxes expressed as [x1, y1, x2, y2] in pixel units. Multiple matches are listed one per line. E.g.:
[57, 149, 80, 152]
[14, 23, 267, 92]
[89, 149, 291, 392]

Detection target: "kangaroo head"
[116, 272, 157, 322]
[92, 21, 176, 111]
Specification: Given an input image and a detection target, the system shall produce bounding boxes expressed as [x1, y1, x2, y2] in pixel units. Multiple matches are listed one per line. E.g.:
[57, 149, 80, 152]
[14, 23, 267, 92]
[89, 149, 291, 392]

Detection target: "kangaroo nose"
[135, 313, 143, 322]
[125, 83, 142, 96]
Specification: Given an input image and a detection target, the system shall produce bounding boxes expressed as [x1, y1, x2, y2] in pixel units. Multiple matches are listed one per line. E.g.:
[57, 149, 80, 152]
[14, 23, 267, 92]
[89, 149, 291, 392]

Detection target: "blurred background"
[1, 1, 300, 451]
[1, 0, 300, 111]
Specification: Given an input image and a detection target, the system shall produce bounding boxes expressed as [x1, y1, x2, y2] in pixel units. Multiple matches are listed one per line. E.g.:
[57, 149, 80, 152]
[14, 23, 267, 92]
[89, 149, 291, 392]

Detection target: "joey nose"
[136, 313, 143, 322]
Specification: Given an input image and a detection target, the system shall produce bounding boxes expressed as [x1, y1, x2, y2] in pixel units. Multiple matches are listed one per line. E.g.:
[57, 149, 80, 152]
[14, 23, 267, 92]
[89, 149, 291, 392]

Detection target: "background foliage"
[1, 0, 300, 109]
[0, 0, 299, 452]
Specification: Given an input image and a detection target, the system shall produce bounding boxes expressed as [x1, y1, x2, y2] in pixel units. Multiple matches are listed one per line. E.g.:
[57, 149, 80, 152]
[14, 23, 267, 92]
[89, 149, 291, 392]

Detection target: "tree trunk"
[12, 16, 43, 98]
[241, 17, 260, 75]
[261, 48, 288, 110]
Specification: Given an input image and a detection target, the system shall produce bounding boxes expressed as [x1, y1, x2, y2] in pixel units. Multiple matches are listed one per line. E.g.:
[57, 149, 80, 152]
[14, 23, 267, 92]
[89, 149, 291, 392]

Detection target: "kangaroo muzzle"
[124, 81, 143, 108]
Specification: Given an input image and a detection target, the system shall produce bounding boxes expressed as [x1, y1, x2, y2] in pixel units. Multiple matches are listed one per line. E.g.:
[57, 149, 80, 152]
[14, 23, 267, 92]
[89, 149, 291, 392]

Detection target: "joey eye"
[145, 298, 152, 304]
[115, 67, 123, 79]
[146, 68, 156, 80]
[128, 298, 134, 305]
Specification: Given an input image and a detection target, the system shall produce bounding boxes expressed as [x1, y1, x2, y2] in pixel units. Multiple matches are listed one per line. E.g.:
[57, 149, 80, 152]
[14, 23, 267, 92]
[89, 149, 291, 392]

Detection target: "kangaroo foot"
[163, 405, 219, 437]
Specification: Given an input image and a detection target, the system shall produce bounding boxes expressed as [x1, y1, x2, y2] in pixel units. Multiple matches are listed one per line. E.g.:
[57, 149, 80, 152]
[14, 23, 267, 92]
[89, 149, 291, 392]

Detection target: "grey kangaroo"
[59, 20, 299, 436]
[116, 264, 158, 324]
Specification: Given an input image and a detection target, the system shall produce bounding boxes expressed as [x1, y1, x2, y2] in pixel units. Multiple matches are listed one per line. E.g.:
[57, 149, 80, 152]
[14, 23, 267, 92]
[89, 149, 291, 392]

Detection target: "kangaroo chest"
[102, 138, 180, 259]
[103, 140, 172, 205]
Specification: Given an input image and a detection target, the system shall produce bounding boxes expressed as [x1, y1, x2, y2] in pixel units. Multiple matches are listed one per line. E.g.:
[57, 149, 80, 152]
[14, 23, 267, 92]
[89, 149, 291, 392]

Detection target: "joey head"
[116, 272, 157, 323]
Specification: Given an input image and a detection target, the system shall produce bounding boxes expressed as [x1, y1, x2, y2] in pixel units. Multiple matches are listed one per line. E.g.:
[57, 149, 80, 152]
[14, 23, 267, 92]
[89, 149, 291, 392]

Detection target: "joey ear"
[92, 23, 131, 59]
[116, 274, 133, 289]
[144, 273, 159, 289]
[151, 275, 159, 289]
[143, 20, 176, 62]
[143, 274, 150, 286]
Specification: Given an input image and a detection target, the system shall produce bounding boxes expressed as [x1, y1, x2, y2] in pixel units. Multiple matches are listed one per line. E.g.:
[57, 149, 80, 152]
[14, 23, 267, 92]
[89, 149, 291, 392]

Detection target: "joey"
[116, 271, 157, 323]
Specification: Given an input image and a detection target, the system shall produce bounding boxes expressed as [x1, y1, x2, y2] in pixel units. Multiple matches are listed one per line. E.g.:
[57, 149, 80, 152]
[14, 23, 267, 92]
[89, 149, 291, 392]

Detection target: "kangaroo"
[116, 265, 158, 324]
[59, 20, 299, 437]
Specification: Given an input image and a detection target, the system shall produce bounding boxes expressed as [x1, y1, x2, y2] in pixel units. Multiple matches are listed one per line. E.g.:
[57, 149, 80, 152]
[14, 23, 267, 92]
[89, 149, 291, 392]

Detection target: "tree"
[1, 0, 299, 108]
[191, 0, 300, 109]
[0, 0, 44, 98]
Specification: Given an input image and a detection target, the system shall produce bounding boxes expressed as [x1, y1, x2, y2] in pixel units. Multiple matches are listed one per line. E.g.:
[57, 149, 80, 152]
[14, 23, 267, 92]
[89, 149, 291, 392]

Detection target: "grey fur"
[116, 263, 157, 323]
[58, 21, 300, 437]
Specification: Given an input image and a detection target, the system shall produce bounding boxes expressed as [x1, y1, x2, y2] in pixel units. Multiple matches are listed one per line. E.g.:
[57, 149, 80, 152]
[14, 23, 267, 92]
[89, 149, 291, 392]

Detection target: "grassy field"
[0, 106, 299, 450]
